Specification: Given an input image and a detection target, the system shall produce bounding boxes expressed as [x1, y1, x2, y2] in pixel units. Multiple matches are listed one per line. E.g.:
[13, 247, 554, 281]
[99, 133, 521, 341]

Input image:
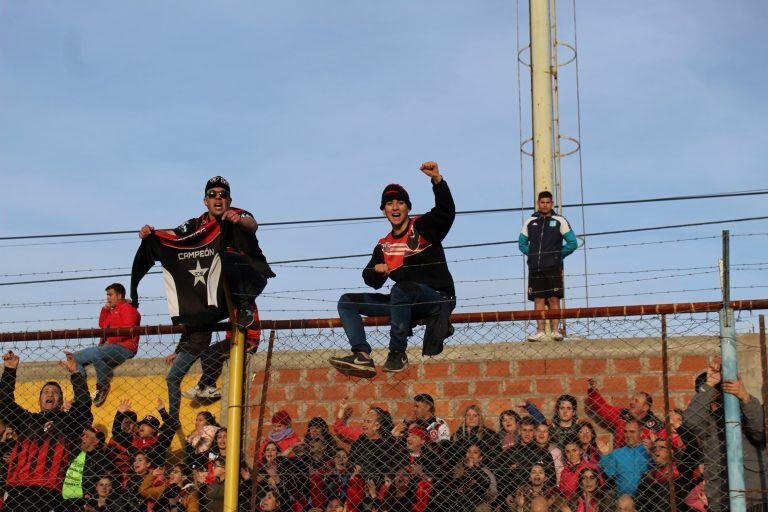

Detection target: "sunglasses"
[206, 190, 230, 199]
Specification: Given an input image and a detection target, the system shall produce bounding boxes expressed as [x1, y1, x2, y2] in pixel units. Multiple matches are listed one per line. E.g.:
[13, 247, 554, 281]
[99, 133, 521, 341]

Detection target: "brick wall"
[244, 333, 763, 454]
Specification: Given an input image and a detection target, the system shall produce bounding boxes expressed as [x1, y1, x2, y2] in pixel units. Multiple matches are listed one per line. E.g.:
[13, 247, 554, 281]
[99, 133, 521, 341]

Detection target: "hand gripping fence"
[0, 299, 766, 512]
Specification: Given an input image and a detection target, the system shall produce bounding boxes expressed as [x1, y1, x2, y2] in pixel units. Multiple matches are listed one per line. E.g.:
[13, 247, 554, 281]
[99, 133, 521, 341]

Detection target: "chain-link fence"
[0, 303, 766, 512]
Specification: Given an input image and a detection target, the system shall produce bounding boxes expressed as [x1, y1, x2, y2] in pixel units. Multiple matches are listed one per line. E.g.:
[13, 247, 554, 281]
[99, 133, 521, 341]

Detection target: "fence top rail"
[1, 299, 766, 343]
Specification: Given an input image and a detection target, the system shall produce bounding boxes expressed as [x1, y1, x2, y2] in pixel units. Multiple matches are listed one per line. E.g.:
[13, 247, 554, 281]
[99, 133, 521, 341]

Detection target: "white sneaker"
[551, 332, 564, 341]
[527, 331, 548, 342]
[196, 386, 222, 399]
[182, 384, 203, 400]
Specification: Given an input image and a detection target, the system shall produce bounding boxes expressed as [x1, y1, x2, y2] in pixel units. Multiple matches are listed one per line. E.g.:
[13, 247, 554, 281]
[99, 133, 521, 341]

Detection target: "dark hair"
[173, 463, 192, 479]
[368, 407, 393, 436]
[39, 381, 63, 410]
[520, 416, 538, 428]
[305, 417, 337, 458]
[262, 441, 280, 458]
[577, 422, 597, 448]
[537, 191, 553, 201]
[105, 283, 126, 297]
[414, 393, 436, 413]
[197, 411, 218, 427]
[576, 466, 607, 504]
[380, 468, 417, 508]
[554, 395, 579, 428]
[639, 391, 653, 408]
[499, 409, 521, 431]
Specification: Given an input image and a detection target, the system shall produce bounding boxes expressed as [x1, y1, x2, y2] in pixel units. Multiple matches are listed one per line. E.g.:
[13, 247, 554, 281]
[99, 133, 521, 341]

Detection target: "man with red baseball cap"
[329, 162, 456, 377]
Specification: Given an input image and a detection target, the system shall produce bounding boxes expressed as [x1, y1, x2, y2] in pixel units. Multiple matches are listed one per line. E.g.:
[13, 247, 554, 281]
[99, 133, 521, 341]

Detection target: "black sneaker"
[92, 383, 110, 407]
[329, 352, 377, 378]
[382, 351, 408, 373]
[236, 308, 255, 330]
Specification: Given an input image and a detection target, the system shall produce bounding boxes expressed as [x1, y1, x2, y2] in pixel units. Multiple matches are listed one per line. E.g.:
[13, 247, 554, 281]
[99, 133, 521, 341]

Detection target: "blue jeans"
[337, 282, 443, 353]
[166, 351, 199, 421]
[74, 344, 135, 388]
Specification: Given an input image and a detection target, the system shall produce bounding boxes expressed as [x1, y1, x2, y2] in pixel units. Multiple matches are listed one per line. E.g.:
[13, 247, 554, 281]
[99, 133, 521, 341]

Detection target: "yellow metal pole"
[529, 0, 555, 199]
[221, 280, 246, 512]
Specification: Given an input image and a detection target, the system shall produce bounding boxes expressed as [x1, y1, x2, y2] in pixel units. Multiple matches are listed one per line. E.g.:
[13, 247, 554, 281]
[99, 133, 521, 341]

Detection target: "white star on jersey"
[189, 260, 209, 286]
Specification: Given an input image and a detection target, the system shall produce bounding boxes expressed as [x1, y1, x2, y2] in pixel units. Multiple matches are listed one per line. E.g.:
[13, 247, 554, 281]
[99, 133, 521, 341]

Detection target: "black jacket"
[363, 180, 455, 296]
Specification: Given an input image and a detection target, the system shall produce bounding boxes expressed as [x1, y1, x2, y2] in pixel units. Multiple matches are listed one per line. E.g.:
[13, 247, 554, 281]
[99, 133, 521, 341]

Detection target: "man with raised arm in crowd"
[0, 351, 93, 512]
[586, 378, 663, 447]
[135, 176, 274, 421]
[72, 282, 141, 407]
[329, 162, 456, 377]
[684, 359, 767, 512]
[518, 190, 578, 342]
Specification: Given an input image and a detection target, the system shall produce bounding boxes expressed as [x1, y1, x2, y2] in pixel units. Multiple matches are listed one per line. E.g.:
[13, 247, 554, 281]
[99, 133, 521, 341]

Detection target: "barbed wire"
[3, 227, 768, 285]
[4, 189, 767, 241]
[2, 262, 765, 310]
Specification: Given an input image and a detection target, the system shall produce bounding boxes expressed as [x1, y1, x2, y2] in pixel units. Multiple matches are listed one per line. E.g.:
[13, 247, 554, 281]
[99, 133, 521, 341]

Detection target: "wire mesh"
[0, 309, 765, 512]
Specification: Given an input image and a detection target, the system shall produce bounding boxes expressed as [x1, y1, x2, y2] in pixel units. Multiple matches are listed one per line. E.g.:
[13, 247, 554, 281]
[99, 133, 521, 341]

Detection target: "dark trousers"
[337, 281, 444, 353]
[220, 252, 267, 311]
[198, 338, 231, 387]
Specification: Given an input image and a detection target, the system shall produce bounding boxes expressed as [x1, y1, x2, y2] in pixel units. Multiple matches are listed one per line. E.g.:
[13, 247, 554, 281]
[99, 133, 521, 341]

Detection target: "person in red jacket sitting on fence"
[72, 283, 141, 407]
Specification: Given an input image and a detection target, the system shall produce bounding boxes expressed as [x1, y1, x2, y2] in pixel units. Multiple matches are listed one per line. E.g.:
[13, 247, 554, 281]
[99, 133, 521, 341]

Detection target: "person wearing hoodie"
[0, 351, 93, 512]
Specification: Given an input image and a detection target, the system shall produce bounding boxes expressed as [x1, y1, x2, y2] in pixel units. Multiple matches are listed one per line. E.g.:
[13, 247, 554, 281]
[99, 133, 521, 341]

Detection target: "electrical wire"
[2, 221, 766, 286]
[2, 189, 767, 241]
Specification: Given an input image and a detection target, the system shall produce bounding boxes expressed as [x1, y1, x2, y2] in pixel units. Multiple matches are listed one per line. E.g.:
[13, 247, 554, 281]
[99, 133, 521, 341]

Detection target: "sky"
[1, 0, 767, 344]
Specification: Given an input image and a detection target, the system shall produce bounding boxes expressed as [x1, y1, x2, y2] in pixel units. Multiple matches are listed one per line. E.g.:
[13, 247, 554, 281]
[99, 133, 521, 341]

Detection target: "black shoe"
[92, 383, 110, 407]
[329, 352, 377, 378]
[236, 308, 255, 330]
[382, 351, 408, 373]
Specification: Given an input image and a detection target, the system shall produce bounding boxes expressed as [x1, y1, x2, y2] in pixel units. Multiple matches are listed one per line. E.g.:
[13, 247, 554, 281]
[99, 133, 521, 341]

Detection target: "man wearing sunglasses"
[138, 176, 274, 417]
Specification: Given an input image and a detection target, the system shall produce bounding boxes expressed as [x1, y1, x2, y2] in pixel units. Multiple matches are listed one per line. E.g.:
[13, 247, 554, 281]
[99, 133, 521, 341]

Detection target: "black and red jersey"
[0, 369, 92, 491]
[130, 207, 273, 326]
[363, 180, 456, 296]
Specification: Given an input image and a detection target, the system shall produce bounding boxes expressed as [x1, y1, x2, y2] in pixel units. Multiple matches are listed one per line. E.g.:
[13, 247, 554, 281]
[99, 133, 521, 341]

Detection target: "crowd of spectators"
[0, 347, 764, 512]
